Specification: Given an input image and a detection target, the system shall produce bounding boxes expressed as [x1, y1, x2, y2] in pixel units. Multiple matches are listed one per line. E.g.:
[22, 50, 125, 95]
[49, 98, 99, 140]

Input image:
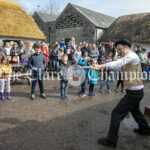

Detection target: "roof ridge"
[35, 11, 58, 17]
[118, 12, 150, 18]
[69, 3, 115, 19]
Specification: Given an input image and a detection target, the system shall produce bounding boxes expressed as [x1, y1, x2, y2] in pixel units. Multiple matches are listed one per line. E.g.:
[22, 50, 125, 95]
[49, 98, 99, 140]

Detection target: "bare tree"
[42, 0, 60, 15]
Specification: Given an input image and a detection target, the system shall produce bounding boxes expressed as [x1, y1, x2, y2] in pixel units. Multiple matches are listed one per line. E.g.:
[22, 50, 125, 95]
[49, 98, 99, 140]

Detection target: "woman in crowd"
[3, 42, 11, 61]
[41, 42, 50, 68]
[89, 44, 99, 60]
[22, 42, 33, 59]
[10, 42, 20, 63]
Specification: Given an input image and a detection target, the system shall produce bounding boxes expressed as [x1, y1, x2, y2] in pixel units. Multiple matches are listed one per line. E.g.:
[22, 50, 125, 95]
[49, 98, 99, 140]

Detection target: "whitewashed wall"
[96, 29, 104, 40]
[131, 43, 150, 54]
[0, 37, 40, 46]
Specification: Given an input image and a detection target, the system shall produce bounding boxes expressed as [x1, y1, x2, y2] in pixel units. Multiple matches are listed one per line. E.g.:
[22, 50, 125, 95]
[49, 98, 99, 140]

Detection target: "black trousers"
[89, 84, 94, 93]
[116, 80, 124, 90]
[107, 89, 150, 144]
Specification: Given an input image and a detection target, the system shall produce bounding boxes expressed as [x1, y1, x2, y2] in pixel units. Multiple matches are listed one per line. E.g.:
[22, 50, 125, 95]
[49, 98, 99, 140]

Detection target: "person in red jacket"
[41, 43, 50, 67]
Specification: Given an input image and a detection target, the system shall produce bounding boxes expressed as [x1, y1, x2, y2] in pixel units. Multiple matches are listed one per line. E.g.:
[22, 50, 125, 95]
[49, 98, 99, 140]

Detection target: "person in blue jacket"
[87, 59, 99, 96]
[78, 51, 90, 97]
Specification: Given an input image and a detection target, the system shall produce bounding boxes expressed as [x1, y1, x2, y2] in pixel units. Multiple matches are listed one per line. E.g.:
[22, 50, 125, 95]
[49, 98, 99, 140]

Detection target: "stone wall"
[44, 22, 56, 43]
[33, 13, 56, 43]
[32, 13, 45, 35]
[55, 5, 96, 45]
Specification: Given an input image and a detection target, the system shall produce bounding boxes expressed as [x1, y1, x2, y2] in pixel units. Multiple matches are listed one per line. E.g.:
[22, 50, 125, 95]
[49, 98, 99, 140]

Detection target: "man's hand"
[84, 57, 90, 61]
[91, 64, 106, 70]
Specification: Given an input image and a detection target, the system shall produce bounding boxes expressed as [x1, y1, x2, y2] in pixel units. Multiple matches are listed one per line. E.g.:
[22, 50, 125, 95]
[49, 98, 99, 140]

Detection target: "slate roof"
[70, 3, 116, 28]
[35, 12, 58, 23]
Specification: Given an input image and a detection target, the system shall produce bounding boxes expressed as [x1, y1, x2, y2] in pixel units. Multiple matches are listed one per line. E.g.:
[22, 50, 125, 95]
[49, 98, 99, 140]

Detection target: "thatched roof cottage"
[99, 13, 150, 52]
[0, 0, 45, 44]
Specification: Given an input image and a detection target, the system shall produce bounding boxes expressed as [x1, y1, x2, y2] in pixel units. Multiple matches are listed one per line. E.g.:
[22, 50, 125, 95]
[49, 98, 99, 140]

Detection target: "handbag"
[12, 56, 18, 63]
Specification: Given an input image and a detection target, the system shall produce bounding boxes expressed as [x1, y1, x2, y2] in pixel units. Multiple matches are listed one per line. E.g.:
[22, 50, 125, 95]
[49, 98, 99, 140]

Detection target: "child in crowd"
[58, 48, 64, 64]
[105, 55, 112, 63]
[0, 56, 12, 100]
[20, 54, 28, 64]
[52, 44, 59, 76]
[100, 56, 111, 94]
[99, 45, 107, 63]
[59, 38, 65, 49]
[59, 54, 70, 100]
[28, 43, 46, 100]
[78, 51, 90, 97]
[64, 42, 73, 61]
[74, 46, 82, 64]
[87, 59, 99, 96]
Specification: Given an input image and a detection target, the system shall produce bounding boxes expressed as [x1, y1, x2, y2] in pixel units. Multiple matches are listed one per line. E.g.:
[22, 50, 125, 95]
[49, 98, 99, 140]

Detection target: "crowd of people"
[0, 37, 150, 100]
[1, 38, 150, 149]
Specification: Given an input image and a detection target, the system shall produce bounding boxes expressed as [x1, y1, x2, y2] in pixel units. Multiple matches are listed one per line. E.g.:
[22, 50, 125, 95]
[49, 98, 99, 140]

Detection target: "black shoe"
[133, 128, 150, 135]
[98, 138, 117, 148]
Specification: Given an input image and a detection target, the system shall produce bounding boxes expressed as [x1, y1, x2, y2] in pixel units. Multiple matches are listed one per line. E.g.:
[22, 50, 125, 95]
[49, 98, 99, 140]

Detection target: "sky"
[13, 0, 150, 17]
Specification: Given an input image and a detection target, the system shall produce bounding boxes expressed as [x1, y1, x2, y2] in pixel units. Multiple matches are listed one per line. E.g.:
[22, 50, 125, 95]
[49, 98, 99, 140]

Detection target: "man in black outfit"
[91, 39, 150, 148]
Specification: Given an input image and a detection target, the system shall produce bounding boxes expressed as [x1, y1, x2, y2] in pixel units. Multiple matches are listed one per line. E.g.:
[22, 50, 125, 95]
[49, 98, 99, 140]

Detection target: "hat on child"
[109, 41, 114, 46]
[67, 42, 71, 46]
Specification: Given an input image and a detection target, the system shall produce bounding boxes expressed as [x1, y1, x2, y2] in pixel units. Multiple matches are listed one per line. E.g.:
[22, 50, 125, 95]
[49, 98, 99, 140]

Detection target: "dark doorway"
[65, 38, 71, 44]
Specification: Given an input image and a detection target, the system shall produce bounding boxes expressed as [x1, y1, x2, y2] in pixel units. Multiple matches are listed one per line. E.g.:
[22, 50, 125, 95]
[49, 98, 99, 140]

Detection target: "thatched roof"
[70, 3, 115, 28]
[34, 12, 58, 23]
[100, 13, 150, 43]
[0, 0, 45, 40]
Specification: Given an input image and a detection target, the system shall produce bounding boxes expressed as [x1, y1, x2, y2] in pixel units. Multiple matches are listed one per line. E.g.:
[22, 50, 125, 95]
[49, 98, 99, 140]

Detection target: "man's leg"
[107, 80, 111, 92]
[100, 80, 104, 92]
[56, 60, 59, 74]
[116, 80, 120, 90]
[130, 90, 150, 131]
[99, 90, 139, 146]
[81, 78, 86, 94]
[31, 73, 38, 95]
[121, 81, 124, 92]
[38, 73, 44, 94]
[106, 95, 131, 145]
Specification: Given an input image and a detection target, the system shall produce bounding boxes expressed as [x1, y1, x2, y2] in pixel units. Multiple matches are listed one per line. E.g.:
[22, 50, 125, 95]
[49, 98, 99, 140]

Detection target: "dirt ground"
[0, 78, 150, 150]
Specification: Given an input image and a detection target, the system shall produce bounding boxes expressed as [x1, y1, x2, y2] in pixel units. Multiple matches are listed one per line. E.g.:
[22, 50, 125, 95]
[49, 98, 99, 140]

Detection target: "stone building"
[33, 3, 115, 44]
[33, 12, 58, 43]
[55, 3, 115, 44]
[0, 0, 45, 44]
